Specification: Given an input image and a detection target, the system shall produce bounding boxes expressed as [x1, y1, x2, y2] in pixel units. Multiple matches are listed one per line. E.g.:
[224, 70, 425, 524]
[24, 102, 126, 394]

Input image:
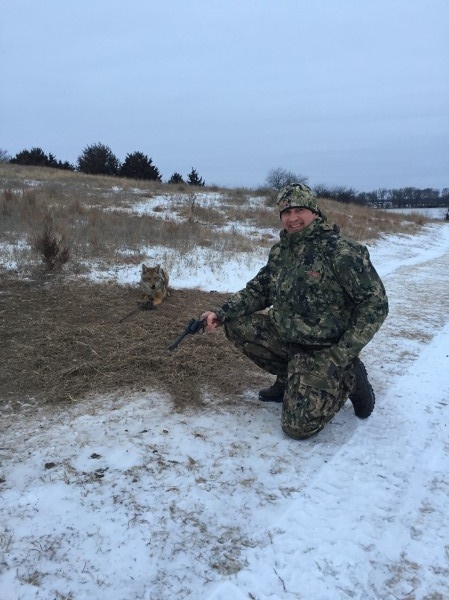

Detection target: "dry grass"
[0, 271, 271, 410]
[0, 163, 437, 296]
[317, 197, 431, 239]
[1, 164, 435, 265]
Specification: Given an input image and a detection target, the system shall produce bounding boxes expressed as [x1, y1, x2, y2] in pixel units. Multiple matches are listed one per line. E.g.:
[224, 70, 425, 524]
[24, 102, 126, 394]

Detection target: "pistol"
[168, 318, 205, 351]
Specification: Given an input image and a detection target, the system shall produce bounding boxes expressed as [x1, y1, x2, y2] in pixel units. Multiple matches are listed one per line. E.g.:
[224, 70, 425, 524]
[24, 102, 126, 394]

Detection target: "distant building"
[368, 201, 393, 209]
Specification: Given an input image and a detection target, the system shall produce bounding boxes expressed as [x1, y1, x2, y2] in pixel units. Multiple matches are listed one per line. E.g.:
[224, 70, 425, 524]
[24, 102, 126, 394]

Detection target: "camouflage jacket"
[215, 216, 389, 366]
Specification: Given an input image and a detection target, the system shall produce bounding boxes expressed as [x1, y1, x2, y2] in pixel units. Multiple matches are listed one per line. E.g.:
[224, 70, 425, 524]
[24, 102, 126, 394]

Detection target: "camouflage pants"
[224, 313, 355, 440]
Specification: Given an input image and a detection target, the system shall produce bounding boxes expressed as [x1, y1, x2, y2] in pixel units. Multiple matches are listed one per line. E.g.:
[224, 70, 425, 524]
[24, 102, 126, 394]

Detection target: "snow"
[88, 244, 269, 294]
[1, 219, 449, 599]
[387, 207, 447, 219]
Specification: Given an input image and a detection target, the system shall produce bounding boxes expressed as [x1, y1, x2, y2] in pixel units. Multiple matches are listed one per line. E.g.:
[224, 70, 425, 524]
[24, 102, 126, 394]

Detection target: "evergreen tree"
[11, 147, 50, 167]
[9, 147, 74, 170]
[119, 151, 161, 181]
[48, 153, 59, 167]
[57, 160, 75, 171]
[77, 142, 120, 176]
[167, 172, 185, 184]
[187, 167, 205, 187]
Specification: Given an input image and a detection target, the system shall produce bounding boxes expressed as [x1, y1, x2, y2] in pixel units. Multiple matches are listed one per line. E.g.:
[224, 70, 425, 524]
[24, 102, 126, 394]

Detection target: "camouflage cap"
[276, 183, 320, 216]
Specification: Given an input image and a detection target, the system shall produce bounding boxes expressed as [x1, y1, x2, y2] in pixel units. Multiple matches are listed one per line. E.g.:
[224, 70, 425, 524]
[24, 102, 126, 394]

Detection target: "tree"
[187, 167, 205, 187]
[331, 186, 358, 204]
[9, 147, 74, 170]
[119, 151, 161, 181]
[441, 188, 449, 206]
[57, 160, 75, 171]
[313, 184, 332, 198]
[77, 142, 120, 176]
[168, 172, 185, 184]
[11, 147, 50, 167]
[265, 167, 308, 191]
[34, 214, 70, 271]
[313, 184, 358, 204]
[0, 148, 11, 162]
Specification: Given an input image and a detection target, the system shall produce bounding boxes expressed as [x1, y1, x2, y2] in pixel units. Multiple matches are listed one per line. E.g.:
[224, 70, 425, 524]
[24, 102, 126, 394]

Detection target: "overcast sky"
[1, 0, 448, 191]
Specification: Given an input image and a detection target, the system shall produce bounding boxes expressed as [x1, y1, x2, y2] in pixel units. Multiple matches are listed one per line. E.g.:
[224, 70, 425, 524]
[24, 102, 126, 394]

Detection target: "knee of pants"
[282, 422, 322, 440]
[281, 385, 343, 440]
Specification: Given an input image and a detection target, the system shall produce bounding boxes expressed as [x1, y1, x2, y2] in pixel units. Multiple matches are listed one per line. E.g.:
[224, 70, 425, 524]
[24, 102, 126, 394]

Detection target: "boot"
[259, 378, 286, 403]
[349, 358, 375, 419]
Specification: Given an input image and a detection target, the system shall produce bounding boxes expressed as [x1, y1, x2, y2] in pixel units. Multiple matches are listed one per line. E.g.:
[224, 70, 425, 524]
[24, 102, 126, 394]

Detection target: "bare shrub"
[34, 215, 70, 270]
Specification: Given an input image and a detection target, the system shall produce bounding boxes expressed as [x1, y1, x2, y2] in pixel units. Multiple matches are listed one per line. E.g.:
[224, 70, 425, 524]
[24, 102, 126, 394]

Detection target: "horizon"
[2, 159, 448, 196]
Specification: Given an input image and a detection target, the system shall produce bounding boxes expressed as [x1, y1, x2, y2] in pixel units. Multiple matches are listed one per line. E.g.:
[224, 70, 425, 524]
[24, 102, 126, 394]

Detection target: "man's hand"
[201, 311, 222, 332]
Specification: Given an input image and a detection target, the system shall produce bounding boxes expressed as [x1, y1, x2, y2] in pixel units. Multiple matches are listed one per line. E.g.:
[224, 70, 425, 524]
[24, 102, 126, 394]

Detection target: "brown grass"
[0, 271, 271, 411]
[316, 197, 431, 239]
[1, 164, 435, 253]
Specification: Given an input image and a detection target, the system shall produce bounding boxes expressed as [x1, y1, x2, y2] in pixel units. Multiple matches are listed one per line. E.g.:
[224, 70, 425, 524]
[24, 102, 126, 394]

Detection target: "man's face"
[280, 207, 318, 233]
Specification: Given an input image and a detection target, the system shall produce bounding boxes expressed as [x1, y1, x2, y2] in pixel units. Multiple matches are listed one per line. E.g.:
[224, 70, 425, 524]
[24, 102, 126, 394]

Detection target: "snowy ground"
[1, 222, 449, 600]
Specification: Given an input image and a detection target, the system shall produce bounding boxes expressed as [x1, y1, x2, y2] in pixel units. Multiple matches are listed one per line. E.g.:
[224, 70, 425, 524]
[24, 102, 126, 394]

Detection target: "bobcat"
[140, 264, 169, 306]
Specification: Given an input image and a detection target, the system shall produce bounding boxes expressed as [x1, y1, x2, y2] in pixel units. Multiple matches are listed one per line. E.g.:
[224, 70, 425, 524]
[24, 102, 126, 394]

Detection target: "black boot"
[259, 378, 286, 403]
[349, 358, 375, 419]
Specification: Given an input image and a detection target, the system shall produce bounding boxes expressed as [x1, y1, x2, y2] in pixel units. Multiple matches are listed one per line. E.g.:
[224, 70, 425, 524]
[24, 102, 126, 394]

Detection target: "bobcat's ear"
[142, 264, 148, 272]
[155, 264, 161, 272]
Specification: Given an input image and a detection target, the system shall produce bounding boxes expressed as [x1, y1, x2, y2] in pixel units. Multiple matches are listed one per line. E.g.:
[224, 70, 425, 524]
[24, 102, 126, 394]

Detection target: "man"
[202, 183, 388, 440]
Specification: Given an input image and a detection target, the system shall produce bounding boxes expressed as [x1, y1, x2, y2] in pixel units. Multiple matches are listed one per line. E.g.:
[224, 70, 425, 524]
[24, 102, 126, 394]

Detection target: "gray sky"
[2, 0, 448, 191]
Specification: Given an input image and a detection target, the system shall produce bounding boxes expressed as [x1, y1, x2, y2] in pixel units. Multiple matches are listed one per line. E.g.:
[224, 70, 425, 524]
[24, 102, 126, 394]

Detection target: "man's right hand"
[201, 311, 222, 332]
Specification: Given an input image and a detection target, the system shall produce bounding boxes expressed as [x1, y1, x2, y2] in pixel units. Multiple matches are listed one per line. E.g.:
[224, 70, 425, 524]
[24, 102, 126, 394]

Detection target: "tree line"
[314, 184, 449, 209]
[3, 143, 206, 186]
[3, 151, 448, 206]
[265, 167, 449, 209]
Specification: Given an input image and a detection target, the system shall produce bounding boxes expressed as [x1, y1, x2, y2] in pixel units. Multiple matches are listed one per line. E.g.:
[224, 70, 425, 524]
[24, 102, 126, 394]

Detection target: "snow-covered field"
[1, 220, 449, 600]
[387, 207, 447, 219]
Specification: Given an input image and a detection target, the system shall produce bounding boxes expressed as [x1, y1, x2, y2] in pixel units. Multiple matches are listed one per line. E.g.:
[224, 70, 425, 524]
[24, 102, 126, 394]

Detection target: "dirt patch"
[0, 269, 271, 414]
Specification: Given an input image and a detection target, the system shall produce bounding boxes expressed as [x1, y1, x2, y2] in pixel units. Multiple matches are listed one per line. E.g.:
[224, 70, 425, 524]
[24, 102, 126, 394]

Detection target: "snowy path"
[204, 225, 449, 599]
[206, 323, 449, 600]
[1, 224, 449, 600]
